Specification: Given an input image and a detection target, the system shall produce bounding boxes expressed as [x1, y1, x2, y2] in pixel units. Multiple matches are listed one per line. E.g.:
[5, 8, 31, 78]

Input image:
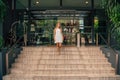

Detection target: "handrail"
[6, 20, 23, 74]
[98, 33, 119, 74]
[7, 36, 23, 54]
[98, 33, 109, 47]
[98, 33, 117, 55]
[9, 21, 20, 33]
[6, 36, 23, 74]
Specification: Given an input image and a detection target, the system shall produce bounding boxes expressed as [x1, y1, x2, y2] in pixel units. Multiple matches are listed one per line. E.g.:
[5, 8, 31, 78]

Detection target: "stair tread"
[6, 73, 117, 78]
[4, 46, 117, 80]
[12, 67, 115, 71]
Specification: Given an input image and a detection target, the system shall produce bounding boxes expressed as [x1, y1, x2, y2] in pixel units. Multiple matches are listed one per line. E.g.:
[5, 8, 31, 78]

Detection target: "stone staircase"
[3, 46, 120, 80]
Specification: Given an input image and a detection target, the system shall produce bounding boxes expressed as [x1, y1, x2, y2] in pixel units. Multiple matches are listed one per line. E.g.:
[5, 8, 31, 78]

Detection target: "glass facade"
[12, 0, 107, 46]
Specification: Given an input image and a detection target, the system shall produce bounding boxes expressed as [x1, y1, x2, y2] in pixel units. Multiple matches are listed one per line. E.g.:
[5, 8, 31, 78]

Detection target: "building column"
[0, 22, 3, 37]
[0, 52, 3, 80]
[91, 0, 95, 44]
[27, 0, 32, 45]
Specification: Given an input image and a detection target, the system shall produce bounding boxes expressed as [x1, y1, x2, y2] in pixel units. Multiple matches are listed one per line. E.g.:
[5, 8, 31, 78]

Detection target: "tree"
[101, 0, 120, 46]
[0, 35, 3, 49]
[0, 0, 6, 21]
[0, 0, 6, 50]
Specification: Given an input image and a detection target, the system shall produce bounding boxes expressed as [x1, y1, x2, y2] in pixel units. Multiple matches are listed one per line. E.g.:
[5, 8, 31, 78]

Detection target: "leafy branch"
[0, 0, 6, 21]
[0, 35, 3, 49]
[102, 0, 120, 32]
[101, 0, 120, 46]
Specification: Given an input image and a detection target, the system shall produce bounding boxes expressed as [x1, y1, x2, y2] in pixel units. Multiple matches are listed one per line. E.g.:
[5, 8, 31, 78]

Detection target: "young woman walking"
[54, 22, 64, 53]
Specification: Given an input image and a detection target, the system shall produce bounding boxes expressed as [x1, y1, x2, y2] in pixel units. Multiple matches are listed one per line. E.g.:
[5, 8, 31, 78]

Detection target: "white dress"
[54, 28, 63, 43]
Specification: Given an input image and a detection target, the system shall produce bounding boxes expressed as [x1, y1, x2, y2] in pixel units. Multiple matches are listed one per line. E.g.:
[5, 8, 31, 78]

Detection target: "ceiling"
[15, 0, 103, 20]
[16, 0, 102, 10]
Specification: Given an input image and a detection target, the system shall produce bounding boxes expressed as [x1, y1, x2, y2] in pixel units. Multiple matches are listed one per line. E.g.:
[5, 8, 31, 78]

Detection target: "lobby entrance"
[8, 0, 106, 46]
[16, 10, 94, 46]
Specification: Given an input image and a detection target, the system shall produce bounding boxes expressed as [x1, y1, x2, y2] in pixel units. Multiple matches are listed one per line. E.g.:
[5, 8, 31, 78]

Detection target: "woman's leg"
[56, 43, 60, 54]
[56, 43, 59, 48]
[56, 43, 62, 54]
[59, 43, 62, 48]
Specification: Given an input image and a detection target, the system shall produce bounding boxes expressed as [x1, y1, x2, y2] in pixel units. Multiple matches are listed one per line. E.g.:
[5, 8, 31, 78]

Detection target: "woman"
[54, 22, 63, 50]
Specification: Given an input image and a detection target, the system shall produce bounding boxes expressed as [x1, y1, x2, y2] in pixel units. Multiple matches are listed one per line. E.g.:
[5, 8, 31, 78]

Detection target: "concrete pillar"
[77, 33, 80, 47]
[96, 33, 98, 46]
[91, 0, 95, 44]
[0, 52, 3, 80]
[0, 22, 3, 37]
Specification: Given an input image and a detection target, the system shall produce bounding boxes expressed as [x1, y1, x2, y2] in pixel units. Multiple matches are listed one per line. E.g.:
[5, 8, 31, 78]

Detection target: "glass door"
[23, 10, 91, 46]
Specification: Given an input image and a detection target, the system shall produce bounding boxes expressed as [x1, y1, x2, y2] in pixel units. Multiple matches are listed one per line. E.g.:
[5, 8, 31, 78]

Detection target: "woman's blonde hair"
[56, 22, 61, 28]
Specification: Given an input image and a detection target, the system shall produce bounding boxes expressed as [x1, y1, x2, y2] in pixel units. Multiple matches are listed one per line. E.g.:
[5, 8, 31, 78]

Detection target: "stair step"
[11, 69, 115, 74]
[22, 47, 101, 51]
[13, 64, 112, 70]
[21, 51, 81, 53]
[4, 75, 119, 80]
[16, 58, 107, 62]
[21, 51, 102, 53]
[12, 63, 111, 67]
[15, 58, 109, 64]
[33, 76, 119, 80]
[15, 59, 109, 64]
[4, 46, 118, 80]
[19, 54, 104, 57]
[5, 73, 117, 77]
[12, 66, 114, 71]
[38, 64, 86, 68]
[14, 61, 110, 65]
[23, 48, 79, 52]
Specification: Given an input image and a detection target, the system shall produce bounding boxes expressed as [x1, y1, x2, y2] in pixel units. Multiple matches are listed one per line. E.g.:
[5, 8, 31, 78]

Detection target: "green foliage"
[102, 0, 120, 45]
[0, 35, 3, 49]
[113, 27, 120, 45]
[37, 20, 57, 33]
[102, 0, 120, 32]
[0, 0, 6, 21]
[36, 20, 57, 39]
[94, 17, 99, 33]
[110, 4, 120, 32]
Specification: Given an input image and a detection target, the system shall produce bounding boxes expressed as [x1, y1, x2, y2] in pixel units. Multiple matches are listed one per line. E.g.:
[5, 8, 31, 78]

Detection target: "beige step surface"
[3, 46, 119, 80]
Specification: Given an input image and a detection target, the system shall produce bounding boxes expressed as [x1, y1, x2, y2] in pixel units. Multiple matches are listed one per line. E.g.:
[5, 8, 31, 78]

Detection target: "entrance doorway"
[18, 10, 94, 46]
[5, 0, 107, 47]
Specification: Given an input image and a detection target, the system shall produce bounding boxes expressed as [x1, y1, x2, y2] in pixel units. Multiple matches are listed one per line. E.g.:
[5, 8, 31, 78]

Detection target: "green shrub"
[102, 0, 120, 46]
[0, 35, 3, 49]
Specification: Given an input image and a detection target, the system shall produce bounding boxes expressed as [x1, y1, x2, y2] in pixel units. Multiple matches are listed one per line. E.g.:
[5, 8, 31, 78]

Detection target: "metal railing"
[96, 33, 119, 74]
[6, 36, 23, 74]
[4, 19, 30, 75]
[27, 32, 77, 46]
[80, 32, 93, 45]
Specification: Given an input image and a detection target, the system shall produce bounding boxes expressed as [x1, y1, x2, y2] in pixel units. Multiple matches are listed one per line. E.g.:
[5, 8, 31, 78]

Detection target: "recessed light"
[85, 1, 89, 4]
[36, 1, 40, 4]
